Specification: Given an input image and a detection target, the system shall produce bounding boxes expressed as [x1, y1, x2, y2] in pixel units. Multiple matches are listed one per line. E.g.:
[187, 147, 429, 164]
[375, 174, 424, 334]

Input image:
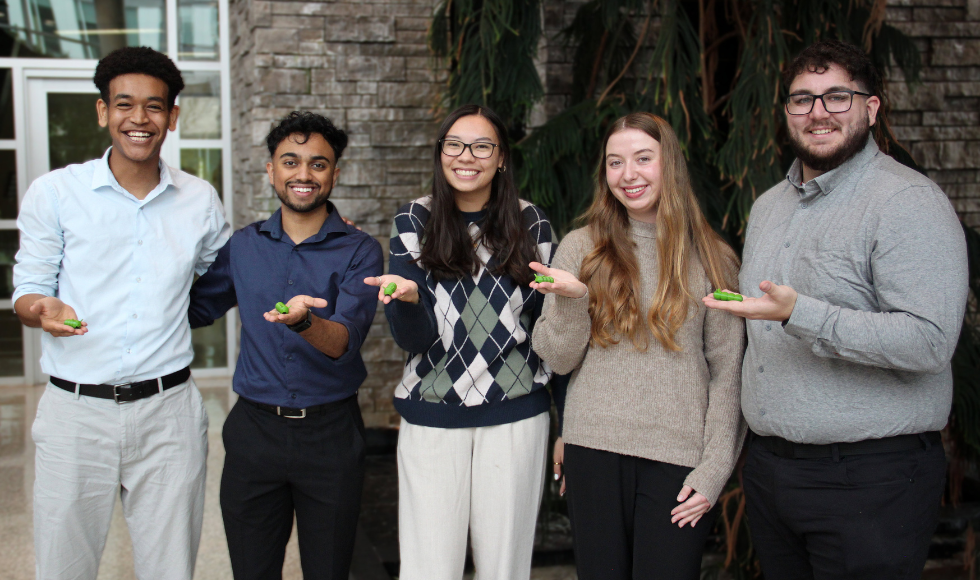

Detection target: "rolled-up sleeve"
[330, 236, 384, 362]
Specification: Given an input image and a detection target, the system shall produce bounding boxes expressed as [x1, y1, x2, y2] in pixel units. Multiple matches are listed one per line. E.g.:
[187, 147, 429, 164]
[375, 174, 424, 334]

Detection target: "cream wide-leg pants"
[32, 379, 208, 580]
[397, 411, 550, 580]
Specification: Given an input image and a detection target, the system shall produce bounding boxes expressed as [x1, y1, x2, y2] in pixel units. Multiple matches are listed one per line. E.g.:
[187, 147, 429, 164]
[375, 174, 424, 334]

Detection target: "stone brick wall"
[229, 0, 443, 427]
[228, 0, 980, 427]
[887, 0, 980, 228]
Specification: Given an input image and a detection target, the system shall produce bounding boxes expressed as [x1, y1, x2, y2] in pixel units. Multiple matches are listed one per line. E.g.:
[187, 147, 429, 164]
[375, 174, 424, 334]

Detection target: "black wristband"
[287, 309, 313, 333]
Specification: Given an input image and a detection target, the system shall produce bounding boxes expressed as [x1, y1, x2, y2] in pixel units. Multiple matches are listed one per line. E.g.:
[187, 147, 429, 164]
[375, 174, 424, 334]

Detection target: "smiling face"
[97, 73, 178, 168]
[604, 128, 663, 224]
[440, 114, 503, 209]
[266, 132, 339, 216]
[785, 63, 880, 180]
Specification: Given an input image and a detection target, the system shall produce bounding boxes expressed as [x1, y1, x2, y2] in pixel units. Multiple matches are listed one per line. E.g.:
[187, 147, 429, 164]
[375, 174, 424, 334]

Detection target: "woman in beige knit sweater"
[530, 112, 746, 580]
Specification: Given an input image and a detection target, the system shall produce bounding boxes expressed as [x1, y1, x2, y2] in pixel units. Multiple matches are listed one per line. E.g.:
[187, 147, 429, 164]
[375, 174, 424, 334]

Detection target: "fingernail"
[554, 473, 560, 480]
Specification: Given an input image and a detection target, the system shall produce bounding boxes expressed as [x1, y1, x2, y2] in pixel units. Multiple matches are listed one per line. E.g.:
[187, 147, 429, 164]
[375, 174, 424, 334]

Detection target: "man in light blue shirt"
[13, 47, 229, 580]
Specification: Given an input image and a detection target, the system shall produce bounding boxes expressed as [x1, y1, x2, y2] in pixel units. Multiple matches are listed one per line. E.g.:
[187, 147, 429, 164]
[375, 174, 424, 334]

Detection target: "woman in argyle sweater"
[365, 104, 554, 580]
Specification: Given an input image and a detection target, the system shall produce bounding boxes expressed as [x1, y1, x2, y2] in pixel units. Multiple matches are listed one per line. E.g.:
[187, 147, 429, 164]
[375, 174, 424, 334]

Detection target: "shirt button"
[760, 408, 767, 416]
[126, 349, 131, 354]
[288, 280, 294, 285]
[132, 314, 137, 319]
[758, 365, 764, 373]
[290, 393, 297, 400]
[765, 323, 772, 331]
[138, 240, 143, 245]
[287, 354, 293, 361]
[136, 277, 141, 283]
[800, 202, 808, 209]
[784, 241, 790, 248]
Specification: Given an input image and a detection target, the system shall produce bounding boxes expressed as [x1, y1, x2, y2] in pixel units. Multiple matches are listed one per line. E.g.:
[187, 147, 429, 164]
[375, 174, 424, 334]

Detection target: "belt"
[753, 431, 941, 460]
[240, 395, 348, 419]
[50, 367, 191, 403]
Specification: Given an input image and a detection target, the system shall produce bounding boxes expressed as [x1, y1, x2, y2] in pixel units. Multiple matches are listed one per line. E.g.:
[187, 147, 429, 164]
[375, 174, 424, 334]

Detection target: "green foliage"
[428, 0, 543, 137]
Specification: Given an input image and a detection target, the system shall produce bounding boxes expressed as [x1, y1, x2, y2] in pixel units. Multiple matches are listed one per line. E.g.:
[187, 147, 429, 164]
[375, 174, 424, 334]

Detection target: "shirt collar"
[91, 147, 176, 201]
[785, 135, 879, 199]
[260, 201, 349, 244]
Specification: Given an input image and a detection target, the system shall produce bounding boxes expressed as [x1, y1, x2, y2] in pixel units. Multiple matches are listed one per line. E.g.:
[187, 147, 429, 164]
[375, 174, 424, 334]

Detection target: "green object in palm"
[383, 282, 397, 296]
[275, 302, 290, 314]
[64, 319, 82, 329]
[712, 290, 743, 302]
[534, 274, 554, 284]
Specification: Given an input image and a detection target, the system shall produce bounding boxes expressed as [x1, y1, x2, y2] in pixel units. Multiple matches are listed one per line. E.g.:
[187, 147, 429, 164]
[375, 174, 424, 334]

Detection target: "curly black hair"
[266, 112, 349, 160]
[782, 39, 882, 97]
[93, 46, 184, 109]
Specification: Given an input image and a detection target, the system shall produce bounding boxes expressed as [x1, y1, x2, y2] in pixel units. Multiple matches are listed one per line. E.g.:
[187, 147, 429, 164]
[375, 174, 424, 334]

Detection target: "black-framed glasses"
[785, 90, 872, 115]
[440, 139, 498, 159]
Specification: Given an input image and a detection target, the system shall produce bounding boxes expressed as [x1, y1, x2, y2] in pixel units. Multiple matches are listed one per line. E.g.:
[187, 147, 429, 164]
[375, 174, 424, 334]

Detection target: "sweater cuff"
[783, 293, 829, 341]
[551, 292, 591, 326]
[683, 466, 727, 507]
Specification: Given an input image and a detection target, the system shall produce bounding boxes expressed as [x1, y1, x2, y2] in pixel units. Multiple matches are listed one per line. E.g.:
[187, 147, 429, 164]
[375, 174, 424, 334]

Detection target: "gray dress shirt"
[740, 136, 969, 444]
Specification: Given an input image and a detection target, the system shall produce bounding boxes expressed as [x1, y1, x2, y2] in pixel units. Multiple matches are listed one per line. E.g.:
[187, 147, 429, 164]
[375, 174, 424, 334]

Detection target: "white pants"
[397, 412, 550, 580]
[32, 380, 208, 580]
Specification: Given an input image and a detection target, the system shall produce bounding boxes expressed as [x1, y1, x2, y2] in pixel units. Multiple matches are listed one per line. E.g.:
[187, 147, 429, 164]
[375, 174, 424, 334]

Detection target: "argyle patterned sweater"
[384, 197, 554, 428]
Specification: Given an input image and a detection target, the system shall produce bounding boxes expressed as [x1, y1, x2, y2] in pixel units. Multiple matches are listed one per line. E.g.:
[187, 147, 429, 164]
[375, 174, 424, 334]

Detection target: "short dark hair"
[93, 46, 184, 109]
[266, 112, 349, 160]
[782, 39, 882, 97]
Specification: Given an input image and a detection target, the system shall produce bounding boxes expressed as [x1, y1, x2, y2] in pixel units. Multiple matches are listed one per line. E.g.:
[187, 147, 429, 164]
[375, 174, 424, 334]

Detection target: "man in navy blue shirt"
[189, 112, 383, 580]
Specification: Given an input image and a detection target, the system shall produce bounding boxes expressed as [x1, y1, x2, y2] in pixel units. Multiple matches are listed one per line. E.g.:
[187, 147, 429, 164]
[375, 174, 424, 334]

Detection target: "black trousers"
[563, 444, 718, 580]
[220, 395, 366, 580]
[742, 434, 946, 580]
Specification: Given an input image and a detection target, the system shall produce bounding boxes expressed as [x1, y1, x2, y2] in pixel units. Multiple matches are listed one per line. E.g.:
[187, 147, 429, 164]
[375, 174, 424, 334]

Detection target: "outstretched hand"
[30, 297, 87, 337]
[529, 262, 588, 299]
[702, 281, 798, 321]
[364, 275, 419, 304]
[671, 485, 710, 528]
[263, 295, 327, 325]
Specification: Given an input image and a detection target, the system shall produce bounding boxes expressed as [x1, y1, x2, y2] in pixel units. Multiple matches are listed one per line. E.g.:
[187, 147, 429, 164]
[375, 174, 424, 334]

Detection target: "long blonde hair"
[579, 113, 738, 351]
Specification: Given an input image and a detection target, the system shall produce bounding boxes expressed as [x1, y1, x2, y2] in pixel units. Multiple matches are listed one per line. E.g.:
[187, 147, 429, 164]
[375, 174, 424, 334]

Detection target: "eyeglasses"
[785, 90, 872, 115]
[440, 139, 498, 159]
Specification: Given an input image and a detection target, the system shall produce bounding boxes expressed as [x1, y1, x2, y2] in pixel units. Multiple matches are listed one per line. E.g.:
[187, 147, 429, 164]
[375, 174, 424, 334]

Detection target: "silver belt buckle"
[277, 406, 307, 419]
[112, 383, 133, 404]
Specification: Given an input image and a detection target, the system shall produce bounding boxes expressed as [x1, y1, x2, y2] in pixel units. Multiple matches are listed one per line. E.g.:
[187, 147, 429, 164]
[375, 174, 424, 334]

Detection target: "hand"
[671, 485, 710, 528]
[263, 295, 327, 325]
[552, 436, 566, 496]
[342, 216, 362, 231]
[364, 275, 419, 304]
[702, 280, 798, 321]
[529, 262, 587, 299]
[30, 297, 87, 337]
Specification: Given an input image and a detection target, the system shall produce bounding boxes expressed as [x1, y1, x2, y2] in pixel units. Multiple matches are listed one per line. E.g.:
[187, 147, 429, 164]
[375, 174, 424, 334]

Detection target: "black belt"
[240, 395, 349, 419]
[753, 431, 941, 460]
[50, 367, 191, 403]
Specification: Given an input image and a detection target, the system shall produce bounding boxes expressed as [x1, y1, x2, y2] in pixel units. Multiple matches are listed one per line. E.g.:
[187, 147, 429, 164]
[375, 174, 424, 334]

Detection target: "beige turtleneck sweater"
[532, 220, 746, 504]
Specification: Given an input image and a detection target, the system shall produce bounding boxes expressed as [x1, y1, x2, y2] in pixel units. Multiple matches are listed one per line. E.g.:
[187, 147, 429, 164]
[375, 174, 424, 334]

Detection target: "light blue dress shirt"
[13, 148, 231, 384]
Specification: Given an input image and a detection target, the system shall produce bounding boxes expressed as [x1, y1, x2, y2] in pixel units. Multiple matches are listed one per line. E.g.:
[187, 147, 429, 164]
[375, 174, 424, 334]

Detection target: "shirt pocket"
[796, 249, 847, 301]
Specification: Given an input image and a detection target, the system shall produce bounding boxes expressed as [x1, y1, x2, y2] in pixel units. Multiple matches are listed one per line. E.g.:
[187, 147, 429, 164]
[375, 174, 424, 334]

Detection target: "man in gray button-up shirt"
[706, 40, 968, 580]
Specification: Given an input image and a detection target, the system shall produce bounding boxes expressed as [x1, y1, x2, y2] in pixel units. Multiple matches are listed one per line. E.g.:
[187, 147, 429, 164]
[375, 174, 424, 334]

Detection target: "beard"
[788, 115, 871, 173]
[273, 182, 331, 213]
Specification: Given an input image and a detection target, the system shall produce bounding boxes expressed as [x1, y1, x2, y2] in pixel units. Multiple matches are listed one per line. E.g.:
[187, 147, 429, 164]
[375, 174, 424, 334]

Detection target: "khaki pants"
[397, 412, 550, 580]
[32, 380, 208, 580]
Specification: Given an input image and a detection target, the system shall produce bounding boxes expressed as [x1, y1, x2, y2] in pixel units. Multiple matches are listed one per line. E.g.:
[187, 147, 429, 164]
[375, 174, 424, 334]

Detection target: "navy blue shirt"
[189, 203, 384, 408]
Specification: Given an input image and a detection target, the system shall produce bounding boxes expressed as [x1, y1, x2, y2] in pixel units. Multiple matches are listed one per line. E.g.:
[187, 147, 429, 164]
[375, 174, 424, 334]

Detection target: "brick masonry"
[887, 0, 980, 228]
[229, 0, 980, 427]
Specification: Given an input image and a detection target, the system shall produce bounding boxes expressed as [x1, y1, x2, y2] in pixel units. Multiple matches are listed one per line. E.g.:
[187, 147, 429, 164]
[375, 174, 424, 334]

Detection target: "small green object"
[64, 319, 82, 329]
[713, 290, 743, 302]
[534, 274, 555, 284]
[275, 302, 290, 314]
[383, 282, 397, 296]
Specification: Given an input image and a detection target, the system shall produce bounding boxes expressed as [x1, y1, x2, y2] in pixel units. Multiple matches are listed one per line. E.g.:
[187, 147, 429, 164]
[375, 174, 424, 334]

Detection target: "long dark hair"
[418, 104, 538, 285]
